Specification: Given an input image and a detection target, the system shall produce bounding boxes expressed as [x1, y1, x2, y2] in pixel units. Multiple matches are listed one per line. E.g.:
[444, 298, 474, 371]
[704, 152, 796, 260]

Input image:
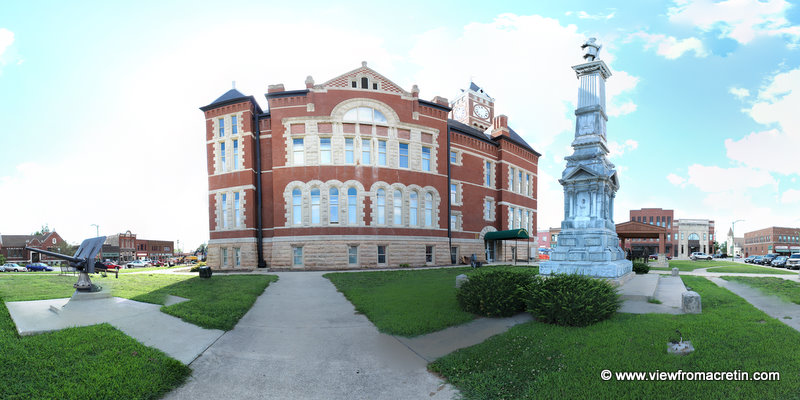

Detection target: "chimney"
[411, 84, 419, 98]
[491, 115, 509, 138]
[268, 84, 285, 93]
[305, 76, 315, 89]
[432, 96, 449, 107]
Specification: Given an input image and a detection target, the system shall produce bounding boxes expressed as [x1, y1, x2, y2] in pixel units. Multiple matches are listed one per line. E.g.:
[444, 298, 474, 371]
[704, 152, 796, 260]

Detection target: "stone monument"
[540, 38, 633, 282]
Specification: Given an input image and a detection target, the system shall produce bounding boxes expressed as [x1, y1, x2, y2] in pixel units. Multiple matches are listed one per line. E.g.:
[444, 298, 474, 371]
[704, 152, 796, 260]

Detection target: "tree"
[720, 242, 728, 255]
[0, 254, 6, 265]
[196, 243, 207, 255]
[32, 224, 51, 236]
[54, 241, 78, 256]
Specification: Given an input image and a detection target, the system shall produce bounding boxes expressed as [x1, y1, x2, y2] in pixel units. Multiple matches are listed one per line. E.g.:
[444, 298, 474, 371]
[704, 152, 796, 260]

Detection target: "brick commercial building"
[0, 231, 67, 265]
[625, 208, 715, 259]
[200, 63, 540, 269]
[743, 226, 800, 256]
[104, 231, 174, 262]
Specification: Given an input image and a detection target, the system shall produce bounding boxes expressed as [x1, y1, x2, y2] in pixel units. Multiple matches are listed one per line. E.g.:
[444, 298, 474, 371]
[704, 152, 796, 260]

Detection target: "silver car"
[2, 263, 28, 272]
[787, 254, 800, 270]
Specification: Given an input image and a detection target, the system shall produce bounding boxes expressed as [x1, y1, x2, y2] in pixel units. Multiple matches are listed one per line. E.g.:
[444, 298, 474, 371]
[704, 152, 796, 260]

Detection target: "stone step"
[618, 274, 659, 301]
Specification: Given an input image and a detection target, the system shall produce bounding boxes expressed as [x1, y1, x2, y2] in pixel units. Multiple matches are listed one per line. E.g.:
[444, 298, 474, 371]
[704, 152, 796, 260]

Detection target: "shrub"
[456, 270, 534, 317]
[197, 261, 207, 267]
[524, 274, 621, 327]
[398, 263, 410, 268]
[632, 260, 650, 274]
[190, 266, 200, 272]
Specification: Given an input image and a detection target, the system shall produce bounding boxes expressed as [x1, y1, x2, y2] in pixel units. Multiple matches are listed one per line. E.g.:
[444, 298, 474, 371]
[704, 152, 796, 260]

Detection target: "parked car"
[150, 260, 164, 267]
[25, 262, 53, 272]
[772, 256, 789, 268]
[126, 260, 148, 268]
[102, 261, 121, 270]
[2, 263, 27, 272]
[761, 253, 779, 265]
[787, 254, 800, 270]
[744, 256, 755, 263]
[690, 252, 712, 261]
[752, 255, 764, 265]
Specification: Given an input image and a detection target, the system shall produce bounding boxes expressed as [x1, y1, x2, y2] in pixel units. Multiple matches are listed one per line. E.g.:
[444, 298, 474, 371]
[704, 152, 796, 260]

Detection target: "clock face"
[454, 105, 466, 119]
[474, 104, 489, 119]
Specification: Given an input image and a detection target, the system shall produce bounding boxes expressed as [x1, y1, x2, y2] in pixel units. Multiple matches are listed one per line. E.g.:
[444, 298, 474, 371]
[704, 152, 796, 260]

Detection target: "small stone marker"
[455, 274, 469, 289]
[682, 291, 701, 314]
[671, 268, 679, 277]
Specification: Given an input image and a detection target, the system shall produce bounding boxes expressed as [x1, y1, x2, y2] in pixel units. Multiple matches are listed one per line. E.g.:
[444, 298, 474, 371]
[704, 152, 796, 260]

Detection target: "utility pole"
[91, 224, 99, 237]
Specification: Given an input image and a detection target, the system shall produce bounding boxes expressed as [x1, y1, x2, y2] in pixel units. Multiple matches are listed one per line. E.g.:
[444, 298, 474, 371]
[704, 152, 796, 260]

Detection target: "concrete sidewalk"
[164, 271, 460, 400]
[708, 277, 800, 332]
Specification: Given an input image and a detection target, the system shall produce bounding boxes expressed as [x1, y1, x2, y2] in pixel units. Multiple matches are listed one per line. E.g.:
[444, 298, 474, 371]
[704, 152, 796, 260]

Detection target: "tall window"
[450, 184, 457, 204]
[347, 188, 357, 224]
[509, 206, 515, 229]
[450, 214, 457, 230]
[221, 193, 228, 228]
[394, 190, 402, 225]
[518, 170, 523, 193]
[410, 192, 418, 226]
[320, 138, 332, 164]
[450, 151, 457, 163]
[377, 245, 387, 264]
[345, 138, 354, 164]
[399, 143, 409, 168]
[329, 188, 339, 223]
[377, 189, 386, 224]
[234, 192, 241, 226]
[485, 161, 492, 186]
[293, 247, 303, 266]
[348, 246, 358, 265]
[222, 248, 228, 266]
[484, 199, 491, 220]
[526, 174, 531, 196]
[293, 138, 304, 165]
[378, 140, 387, 166]
[362, 139, 371, 164]
[233, 139, 239, 170]
[424, 193, 433, 227]
[510, 168, 515, 191]
[422, 147, 431, 171]
[292, 189, 302, 225]
[231, 115, 238, 134]
[517, 209, 522, 230]
[234, 247, 241, 267]
[425, 245, 434, 263]
[219, 118, 225, 137]
[311, 188, 320, 224]
[220, 142, 227, 172]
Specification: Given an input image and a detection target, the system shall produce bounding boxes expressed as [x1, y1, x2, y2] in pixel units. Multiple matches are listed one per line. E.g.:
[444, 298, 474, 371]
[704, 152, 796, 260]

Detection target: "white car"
[787, 254, 800, 270]
[126, 260, 149, 268]
[690, 252, 712, 261]
[2, 263, 28, 272]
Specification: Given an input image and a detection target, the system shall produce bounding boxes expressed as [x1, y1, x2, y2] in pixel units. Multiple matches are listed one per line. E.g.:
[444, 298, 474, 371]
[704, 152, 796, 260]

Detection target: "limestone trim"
[283, 180, 367, 227]
[449, 180, 464, 207]
[478, 226, 498, 240]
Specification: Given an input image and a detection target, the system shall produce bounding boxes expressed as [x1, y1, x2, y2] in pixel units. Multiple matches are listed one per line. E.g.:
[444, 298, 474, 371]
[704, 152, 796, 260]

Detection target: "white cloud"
[606, 70, 640, 116]
[630, 32, 708, 59]
[0, 28, 14, 71]
[668, 0, 800, 45]
[607, 139, 639, 158]
[724, 67, 800, 176]
[577, 11, 616, 20]
[667, 173, 687, 186]
[686, 164, 777, 192]
[408, 13, 638, 152]
[729, 87, 750, 99]
[782, 189, 800, 204]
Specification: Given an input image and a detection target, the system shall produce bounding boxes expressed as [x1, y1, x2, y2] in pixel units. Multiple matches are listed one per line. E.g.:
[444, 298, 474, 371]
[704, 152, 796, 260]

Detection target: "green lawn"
[0, 295, 190, 399]
[324, 265, 537, 337]
[429, 276, 800, 399]
[706, 265, 796, 275]
[721, 276, 800, 305]
[0, 273, 277, 330]
[651, 260, 744, 272]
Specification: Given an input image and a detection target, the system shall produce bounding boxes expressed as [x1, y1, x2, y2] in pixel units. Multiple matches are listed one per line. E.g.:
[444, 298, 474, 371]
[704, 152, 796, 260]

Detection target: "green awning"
[484, 229, 529, 240]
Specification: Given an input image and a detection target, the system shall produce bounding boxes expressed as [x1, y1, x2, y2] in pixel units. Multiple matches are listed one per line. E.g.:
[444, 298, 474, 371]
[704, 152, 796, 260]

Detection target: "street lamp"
[90, 224, 99, 237]
[732, 219, 744, 258]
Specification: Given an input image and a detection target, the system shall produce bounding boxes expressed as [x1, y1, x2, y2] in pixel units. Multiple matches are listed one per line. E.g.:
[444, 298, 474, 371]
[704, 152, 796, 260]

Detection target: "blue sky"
[1, 0, 799, 250]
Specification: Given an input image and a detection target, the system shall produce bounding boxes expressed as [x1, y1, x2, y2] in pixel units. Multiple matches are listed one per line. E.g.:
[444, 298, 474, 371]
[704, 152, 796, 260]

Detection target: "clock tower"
[450, 81, 495, 131]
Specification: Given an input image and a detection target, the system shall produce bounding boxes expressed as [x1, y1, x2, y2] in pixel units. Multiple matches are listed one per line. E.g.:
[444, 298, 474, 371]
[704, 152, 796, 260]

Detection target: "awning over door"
[484, 229, 530, 241]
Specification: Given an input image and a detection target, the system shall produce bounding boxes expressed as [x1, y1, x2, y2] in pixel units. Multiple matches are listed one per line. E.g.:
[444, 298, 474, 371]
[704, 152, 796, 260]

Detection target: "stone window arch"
[688, 233, 700, 241]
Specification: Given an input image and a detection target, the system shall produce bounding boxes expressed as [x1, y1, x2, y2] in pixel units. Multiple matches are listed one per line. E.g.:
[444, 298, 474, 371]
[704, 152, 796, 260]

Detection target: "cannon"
[25, 236, 107, 292]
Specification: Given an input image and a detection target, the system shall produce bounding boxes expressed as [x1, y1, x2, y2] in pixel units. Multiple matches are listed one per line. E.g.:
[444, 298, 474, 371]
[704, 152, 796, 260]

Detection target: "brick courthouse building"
[200, 63, 540, 269]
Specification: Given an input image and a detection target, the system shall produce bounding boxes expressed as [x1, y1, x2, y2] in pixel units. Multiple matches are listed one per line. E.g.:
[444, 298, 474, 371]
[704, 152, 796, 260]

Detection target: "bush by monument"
[524, 274, 621, 326]
[456, 270, 533, 317]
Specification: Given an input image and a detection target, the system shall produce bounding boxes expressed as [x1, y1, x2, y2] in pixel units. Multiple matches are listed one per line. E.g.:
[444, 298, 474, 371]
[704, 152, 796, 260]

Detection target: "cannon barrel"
[24, 246, 85, 265]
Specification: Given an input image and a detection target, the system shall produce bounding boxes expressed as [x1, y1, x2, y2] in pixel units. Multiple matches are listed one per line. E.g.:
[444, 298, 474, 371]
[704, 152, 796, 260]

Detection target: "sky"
[1, 0, 799, 250]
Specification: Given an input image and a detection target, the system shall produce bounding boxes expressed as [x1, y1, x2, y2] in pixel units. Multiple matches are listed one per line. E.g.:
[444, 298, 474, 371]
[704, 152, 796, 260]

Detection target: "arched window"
[393, 190, 402, 225]
[311, 188, 320, 224]
[348, 187, 357, 224]
[424, 193, 433, 227]
[292, 189, 302, 225]
[688, 233, 700, 241]
[409, 192, 418, 227]
[377, 189, 386, 225]
[329, 188, 339, 224]
[343, 107, 388, 124]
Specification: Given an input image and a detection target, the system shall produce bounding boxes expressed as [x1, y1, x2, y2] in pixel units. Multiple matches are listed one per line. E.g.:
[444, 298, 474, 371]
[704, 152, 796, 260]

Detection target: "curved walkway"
[164, 271, 459, 400]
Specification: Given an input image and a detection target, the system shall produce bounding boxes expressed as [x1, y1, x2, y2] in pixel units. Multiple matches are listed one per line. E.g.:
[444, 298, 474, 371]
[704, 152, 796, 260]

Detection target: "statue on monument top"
[582, 38, 601, 61]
